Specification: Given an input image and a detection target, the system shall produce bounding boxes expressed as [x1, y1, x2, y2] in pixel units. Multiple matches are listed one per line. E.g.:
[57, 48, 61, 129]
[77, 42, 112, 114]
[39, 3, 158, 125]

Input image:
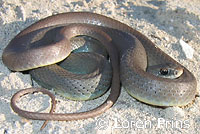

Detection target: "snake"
[2, 12, 197, 127]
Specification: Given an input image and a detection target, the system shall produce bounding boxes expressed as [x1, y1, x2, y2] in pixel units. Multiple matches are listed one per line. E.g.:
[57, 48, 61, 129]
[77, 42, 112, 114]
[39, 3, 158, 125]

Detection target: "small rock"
[163, 36, 169, 41]
[179, 39, 194, 59]
[14, 121, 21, 128]
[15, 6, 26, 21]
[0, 114, 6, 121]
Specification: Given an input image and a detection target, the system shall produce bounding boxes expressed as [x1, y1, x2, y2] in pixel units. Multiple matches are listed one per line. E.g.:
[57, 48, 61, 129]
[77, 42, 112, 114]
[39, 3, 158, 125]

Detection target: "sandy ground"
[0, 0, 199, 134]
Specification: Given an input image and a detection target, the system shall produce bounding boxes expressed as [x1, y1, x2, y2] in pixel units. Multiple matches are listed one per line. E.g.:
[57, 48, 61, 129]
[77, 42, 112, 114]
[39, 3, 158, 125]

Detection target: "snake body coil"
[2, 12, 197, 123]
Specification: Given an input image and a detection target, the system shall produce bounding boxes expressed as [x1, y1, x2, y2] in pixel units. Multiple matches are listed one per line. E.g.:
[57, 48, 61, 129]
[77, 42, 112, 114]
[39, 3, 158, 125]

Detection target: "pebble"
[179, 39, 194, 59]
[0, 114, 6, 121]
[15, 6, 26, 21]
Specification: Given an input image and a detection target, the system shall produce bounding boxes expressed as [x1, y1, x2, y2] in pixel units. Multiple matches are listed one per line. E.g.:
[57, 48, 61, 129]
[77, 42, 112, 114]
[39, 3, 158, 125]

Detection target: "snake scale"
[2, 12, 197, 126]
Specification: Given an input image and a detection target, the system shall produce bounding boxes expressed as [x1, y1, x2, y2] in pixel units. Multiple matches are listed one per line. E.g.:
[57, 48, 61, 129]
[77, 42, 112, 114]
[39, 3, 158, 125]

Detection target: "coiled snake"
[2, 12, 197, 128]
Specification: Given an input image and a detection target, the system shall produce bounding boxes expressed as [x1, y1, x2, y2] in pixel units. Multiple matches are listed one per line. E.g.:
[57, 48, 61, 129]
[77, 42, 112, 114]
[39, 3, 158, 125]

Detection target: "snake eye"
[174, 71, 178, 75]
[160, 68, 168, 75]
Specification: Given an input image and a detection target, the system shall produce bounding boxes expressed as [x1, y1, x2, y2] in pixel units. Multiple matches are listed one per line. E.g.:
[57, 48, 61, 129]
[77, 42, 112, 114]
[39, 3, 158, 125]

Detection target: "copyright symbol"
[96, 117, 109, 130]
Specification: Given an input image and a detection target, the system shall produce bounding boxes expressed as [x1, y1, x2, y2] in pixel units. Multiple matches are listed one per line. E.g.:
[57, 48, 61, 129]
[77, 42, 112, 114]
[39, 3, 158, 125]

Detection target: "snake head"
[147, 63, 184, 79]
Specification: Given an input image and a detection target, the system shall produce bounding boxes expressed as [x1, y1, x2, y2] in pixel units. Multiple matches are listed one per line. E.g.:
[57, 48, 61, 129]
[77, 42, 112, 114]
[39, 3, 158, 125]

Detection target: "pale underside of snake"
[2, 12, 197, 129]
